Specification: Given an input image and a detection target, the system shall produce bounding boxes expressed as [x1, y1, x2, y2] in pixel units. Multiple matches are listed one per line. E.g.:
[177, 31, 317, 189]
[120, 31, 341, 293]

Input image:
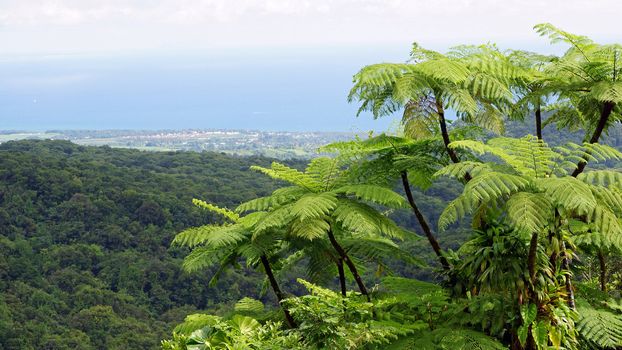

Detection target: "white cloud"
[0, 0, 619, 55]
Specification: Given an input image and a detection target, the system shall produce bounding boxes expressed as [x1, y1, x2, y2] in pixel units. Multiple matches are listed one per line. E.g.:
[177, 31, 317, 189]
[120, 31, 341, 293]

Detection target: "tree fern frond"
[539, 177, 597, 214]
[577, 306, 622, 349]
[590, 186, 622, 215]
[234, 297, 265, 316]
[334, 184, 408, 209]
[252, 206, 294, 236]
[290, 193, 338, 222]
[291, 218, 330, 240]
[251, 162, 320, 191]
[333, 199, 404, 238]
[182, 246, 227, 273]
[306, 157, 342, 190]
[434, 161, 493, 180]
[534, 23, 593, 49]
[579, 170, 622, 189]
[464, 171, 530, 203]
[173, 224, 221, 248]
[415, 58, 470, 84]
[589, 81, 622, 104]
[192, 199, 240, 222]
[439, 194, 479, 231]
[235, 186, 307, 213]
[203, 225, 249, 249]
[587, 205, 622, 249]
[505, 192, 552, 232]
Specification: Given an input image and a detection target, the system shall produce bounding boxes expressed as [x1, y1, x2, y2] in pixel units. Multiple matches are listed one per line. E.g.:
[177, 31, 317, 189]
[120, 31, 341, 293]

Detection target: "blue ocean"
[0, 47, 404, 132]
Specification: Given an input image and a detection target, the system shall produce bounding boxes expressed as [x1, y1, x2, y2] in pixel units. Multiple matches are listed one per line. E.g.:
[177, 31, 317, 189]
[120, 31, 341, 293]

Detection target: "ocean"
[0, 47, 404, 133]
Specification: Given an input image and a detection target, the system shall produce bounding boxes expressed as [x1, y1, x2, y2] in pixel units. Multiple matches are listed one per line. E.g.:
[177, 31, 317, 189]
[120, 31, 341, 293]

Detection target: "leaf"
[517, 325, 529, 347]
[290, 193, 338, 221]
[334, 184, 407, 208]
[506, 192, 552, 232]
[521, 303, 538, 325]
[532, 321, 549, 348]
[193, 199, 239, 222]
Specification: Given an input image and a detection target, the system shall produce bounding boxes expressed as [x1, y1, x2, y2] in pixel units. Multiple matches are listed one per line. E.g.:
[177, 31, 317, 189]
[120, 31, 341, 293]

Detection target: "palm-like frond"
[505, 192, 552, 233]
[192, 199, 240, 222]
[251, 162, 320, 191]
[577, 306, 622, 349]
[334, 184, 407, 209]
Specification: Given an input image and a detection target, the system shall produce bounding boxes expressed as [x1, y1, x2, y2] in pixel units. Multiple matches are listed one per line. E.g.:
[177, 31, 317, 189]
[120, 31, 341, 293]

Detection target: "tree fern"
[577, 306, 622, 349]
[505, 192, 552, 233]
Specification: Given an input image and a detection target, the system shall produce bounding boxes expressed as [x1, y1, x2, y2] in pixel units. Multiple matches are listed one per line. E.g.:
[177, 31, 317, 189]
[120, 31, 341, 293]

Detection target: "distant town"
[0, 129, 359, 159]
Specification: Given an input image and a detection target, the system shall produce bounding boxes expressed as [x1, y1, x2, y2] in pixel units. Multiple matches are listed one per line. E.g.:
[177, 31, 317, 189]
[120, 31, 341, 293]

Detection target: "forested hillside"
[0, 140, 310, 349]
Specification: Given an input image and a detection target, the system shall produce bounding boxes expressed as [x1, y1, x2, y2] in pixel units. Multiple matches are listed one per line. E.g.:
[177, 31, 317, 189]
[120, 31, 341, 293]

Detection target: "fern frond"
[252, 206, 294, 235]
[182, 246, 227, 273]
[589, 81, 622, 104]
[173, 224, 221, 248]
[579, 170, 622, 189]
[334, 184, 408, 209]
[192, 199, 239, 222]
[577, 306, 622, 349]
[505, 192, 552, 232]
[434, 161, 493, 180]
[234, 297, 265, 316]
[439, 195, 479, 231]
[290, 193, 338, 221]
[306, 157, 342, 190]
[587, 205, 622, 249]
[464, 171, 530, 203]
[235, 186, 307, 213]
[251, 162, 320, 191]
[333, 199, 406, 238]
[290, 218, 330, 240]
[539, 177, 597, 214]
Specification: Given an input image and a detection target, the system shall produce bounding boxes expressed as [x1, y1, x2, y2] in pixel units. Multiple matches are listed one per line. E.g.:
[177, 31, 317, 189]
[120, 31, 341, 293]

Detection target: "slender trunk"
[337, 258, 347, 297]
[260, 255, 297, 328]
[571, 102, 615, 177]
[401, 172, 450, 270]
[599, 250, 607, 292]
[535, 102, 543, 140]
[327, 229, 370, 301]
[436, 100, 461, 164]
[436, 99, 472, 181]
[527, 232, 538, 284]
[561, 241, 576, 310]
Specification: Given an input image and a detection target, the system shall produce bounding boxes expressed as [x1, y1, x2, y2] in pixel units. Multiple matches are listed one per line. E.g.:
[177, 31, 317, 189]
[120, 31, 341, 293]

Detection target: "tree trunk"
[527, 232, 538, 284]
[571, 101, 615, 177]
[561, 241, 576, 310]
[535, 102, 543, 140]
[435, 99, 472, 181]
[599, 250, 607, 292]
[260, 255, 297, 328]
[436, 100, 461, 164]
[401, 172, 451, 270]
[327, 229, 370, 301]
[337, 258, 347, 297]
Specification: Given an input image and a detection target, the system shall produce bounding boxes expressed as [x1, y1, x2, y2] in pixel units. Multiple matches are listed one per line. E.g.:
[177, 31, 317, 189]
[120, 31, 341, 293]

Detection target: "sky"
[0, 0, 620, 132]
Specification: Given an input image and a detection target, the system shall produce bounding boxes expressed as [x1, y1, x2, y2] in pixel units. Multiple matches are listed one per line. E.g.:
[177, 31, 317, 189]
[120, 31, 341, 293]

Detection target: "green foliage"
[0, 140, 295, 349]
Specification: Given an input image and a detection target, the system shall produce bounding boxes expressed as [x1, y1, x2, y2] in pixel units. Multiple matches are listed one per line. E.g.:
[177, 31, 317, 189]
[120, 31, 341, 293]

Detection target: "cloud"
[0, 0, 619, 55]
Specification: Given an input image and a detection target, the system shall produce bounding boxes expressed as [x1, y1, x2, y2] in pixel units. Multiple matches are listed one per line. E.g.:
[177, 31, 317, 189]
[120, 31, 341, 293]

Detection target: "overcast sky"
[1, 0, 620, 56]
